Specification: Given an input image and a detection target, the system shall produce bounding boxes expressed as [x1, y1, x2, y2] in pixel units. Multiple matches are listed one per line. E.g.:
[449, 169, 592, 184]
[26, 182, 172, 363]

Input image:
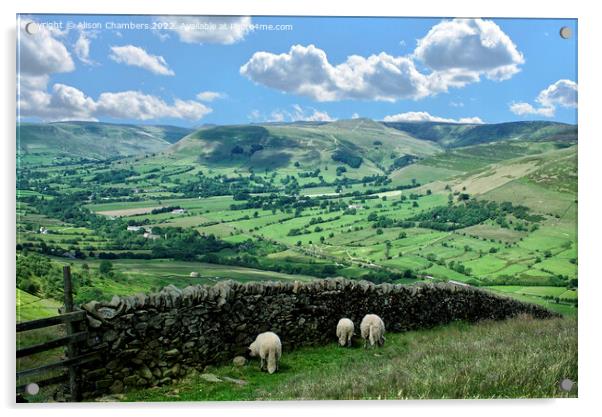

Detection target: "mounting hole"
[25, 383, 40, 395]
[24, 22, 39, 35]
[559, 378, 575, 392]
[559, 26, 572, 39]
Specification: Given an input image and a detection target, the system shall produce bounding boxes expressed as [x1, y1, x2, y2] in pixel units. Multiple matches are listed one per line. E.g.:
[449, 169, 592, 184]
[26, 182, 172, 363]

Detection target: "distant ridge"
[383, 120, 577, 148]
[165, 118, 576, 173]
[17, 119, 577, 166]
[17, 121, 193, 161]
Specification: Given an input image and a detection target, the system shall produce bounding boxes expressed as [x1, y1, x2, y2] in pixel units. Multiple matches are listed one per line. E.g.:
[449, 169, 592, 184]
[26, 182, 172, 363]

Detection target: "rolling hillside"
[163, 119, 576, 174]
[166, 118, 442, 174]
[16, 119, 577, 174]
[16, 118, 578, 293]
[383, 120, 577, 148]
[17, 122, 193, 163]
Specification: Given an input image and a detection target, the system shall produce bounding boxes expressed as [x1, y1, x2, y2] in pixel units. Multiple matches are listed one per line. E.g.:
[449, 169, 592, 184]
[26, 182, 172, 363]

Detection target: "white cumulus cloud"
[240, 19, 524, 102]
[268, 110, 286, 123]
[49, 84, 98, 119]
[196, 91, 226, 102]
[509, 79, 577, 117]
[74, 30, 96, 65]
[248, 109, 262, 121]
[19, 82, 97, 121]
[95, 91, 210, 120]
[383, 111, 483, 124]
[286, 104, 333, 122]
[251, 105, 334, 123]
[17, 21, 210, 122]
[18, 24, 74, 76]
[17, 22, 81, 120]
[240, 44, 431, 102]
[414, 18, 525, 83]
[509, 102, 555, 117]
[109, 45, 174, 76]
[19, 83, 212, 122]
[536, 79, 578, 108]
[156, 16, 253, 45]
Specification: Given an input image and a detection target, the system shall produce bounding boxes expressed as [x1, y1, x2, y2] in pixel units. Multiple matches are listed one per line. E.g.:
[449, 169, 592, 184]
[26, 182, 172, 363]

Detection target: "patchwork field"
[16, 120, 577, 315]
[15, 118, 578, 403]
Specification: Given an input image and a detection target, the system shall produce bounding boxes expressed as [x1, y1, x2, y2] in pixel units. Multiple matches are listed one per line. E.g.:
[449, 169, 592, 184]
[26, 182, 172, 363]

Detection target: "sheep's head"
[248, 341, 258, 357]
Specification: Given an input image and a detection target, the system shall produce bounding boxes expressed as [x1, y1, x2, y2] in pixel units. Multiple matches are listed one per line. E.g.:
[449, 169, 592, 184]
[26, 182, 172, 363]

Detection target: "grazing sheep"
[248, 332, 282, 374]
[360, 314, 386, 348]
[336, 318, 354, 347]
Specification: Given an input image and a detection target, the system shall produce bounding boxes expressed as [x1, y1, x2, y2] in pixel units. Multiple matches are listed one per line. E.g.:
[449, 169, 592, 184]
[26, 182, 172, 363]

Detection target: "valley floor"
[15, 121, 579, 402]
[118, 315, 577, 401]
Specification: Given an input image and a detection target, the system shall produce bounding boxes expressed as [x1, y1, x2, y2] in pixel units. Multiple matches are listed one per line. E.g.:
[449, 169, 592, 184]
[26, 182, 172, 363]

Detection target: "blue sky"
[18, 15, 577, 126]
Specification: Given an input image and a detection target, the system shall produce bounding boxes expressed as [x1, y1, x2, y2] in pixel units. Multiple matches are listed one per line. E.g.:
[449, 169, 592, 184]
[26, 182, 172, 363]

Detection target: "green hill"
[383, 120, 577, 148]
[17, 119, 576, 172]
[167, 118, 442, 173]
[17, 122, 193, 164]
[166, 119, 576, 173]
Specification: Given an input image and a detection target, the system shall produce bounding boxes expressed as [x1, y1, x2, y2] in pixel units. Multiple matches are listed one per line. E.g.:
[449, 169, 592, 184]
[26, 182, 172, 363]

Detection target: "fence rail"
[17, 331, 88, 358]
[16, 266, 94, 402]
[17, 350, 103, 380]
[16, 311, 86, 333]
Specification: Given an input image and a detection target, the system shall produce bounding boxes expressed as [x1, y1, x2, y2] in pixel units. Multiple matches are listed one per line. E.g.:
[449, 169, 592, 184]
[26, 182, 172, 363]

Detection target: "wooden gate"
[16, 266, 100, 402]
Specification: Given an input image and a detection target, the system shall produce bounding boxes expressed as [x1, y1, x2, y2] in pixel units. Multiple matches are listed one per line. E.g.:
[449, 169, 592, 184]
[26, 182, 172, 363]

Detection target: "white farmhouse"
[143, 232, 160, 240]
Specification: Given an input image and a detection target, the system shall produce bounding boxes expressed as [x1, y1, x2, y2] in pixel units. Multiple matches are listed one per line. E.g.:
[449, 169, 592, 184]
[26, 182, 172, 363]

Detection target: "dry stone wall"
[77, 278, 559, 399]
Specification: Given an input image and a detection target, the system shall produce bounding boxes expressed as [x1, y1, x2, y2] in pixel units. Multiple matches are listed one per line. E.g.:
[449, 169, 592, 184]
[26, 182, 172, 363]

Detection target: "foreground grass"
[122, 316, 577, 401]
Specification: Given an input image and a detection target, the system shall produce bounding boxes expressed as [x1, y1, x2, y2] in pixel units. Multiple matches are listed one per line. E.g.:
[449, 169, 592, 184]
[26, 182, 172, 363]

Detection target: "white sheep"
[336, 318, 354, 347]
[248, 331, 282, 374]
[360, 314, 386, 348]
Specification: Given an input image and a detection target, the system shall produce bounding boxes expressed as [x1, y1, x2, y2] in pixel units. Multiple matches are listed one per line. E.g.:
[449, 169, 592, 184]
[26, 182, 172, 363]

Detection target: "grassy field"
[16, 288, 61, 322]
[121, 315, 577, 401]
[16, 119, 579, 402]
[17, 138, 578, 305]
[44, 257, 318, 301]
[484, 286, 577, 316]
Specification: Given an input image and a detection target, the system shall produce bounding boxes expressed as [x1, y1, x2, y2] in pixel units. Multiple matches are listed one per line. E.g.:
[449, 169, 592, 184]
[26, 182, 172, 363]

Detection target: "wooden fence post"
[63, 266, 79, 402]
